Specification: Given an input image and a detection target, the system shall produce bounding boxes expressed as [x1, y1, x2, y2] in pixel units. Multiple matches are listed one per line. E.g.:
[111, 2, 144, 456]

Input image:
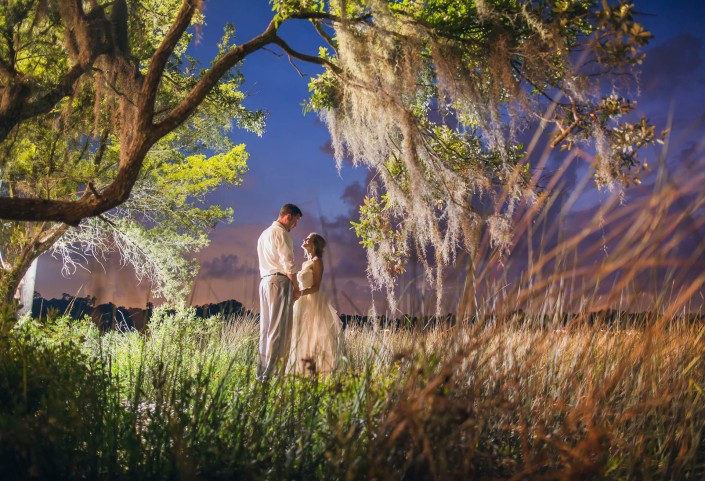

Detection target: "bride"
[288, 233, 343, 375]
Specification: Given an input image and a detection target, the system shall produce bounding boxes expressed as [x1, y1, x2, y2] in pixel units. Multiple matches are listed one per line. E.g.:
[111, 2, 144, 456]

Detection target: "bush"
[0, 316, 115, 480]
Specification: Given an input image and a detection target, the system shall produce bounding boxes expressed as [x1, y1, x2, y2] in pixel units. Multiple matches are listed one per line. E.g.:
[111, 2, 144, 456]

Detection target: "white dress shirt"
[257, 221, 296, 277]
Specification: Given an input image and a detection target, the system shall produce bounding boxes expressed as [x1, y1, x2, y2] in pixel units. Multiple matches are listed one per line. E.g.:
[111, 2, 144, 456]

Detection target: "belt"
[262, 272, 288, 279]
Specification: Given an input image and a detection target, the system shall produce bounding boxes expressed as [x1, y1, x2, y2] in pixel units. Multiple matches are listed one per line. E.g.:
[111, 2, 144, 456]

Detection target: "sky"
[34, 0, 705, 315]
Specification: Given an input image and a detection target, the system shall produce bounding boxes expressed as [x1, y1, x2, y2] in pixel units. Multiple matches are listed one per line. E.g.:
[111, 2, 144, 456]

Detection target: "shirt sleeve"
[275, 228, 296, 275]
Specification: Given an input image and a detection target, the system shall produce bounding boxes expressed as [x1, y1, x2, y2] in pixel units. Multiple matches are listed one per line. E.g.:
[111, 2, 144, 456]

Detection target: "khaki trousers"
[257, 275, 293, 379]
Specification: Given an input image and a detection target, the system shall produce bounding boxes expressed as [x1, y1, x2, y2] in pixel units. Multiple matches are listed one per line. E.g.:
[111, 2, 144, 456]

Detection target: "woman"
[288, 233, 343, 375]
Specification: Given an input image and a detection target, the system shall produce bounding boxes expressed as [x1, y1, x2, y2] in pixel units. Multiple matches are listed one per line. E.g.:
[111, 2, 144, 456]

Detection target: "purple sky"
[35, 0, 705, 315]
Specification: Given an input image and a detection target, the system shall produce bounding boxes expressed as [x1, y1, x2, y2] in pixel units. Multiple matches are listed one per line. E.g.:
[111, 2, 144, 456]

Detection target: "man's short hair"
[279, 203, 303, 219]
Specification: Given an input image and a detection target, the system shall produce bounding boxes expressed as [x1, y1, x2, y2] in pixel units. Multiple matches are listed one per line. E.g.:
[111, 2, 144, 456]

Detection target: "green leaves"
[592, 0, 653, 65]
[271, 0, 327, 26]
[351, 194, 409, 276]
[351, 194, 391, 250]
[154, 145, 249, 199]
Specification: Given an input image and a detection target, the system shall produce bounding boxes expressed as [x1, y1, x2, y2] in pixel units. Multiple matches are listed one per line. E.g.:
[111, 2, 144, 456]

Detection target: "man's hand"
[288, 273, 300, 301]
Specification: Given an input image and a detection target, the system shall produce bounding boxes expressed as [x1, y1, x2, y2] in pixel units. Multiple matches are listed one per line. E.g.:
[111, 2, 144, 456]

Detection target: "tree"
[1, 0, 660, 312]
[0, 0, 258, 306]
[310, 0, 661, 312]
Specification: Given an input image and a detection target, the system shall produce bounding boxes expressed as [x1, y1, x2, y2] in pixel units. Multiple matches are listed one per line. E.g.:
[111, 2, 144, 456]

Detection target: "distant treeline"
[30, 293, 252, 332]
[27, 293, 705, 332]
[27, 293, 445, 331]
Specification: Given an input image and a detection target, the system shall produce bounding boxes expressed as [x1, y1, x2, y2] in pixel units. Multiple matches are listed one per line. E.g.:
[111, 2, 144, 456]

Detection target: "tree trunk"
[0, 263, 25, 308]
[17, 258, 38, 317]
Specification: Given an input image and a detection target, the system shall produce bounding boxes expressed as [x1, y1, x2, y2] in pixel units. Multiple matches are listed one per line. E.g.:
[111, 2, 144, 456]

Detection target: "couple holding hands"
[256, 203, 343, 379]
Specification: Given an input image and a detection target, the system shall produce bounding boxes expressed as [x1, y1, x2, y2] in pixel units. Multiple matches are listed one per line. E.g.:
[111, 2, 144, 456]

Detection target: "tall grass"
[1, 305, 704, 479]
[2, 143, 704, 480]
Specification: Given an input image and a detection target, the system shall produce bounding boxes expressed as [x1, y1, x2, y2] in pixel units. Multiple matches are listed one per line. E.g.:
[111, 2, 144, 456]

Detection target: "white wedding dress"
[288, 258, 343, 375]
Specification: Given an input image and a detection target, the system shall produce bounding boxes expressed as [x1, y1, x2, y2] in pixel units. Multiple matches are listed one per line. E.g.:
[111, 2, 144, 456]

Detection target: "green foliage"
[0, 0, 261, 305]
[0, 0, 66, 95]
[153, 145, 249, 199]
[306, 68, 338, 113]
[0, 310, 395, 480]
[0, 316, 108, 479]
[592, 0, 653, 65]
[0, 301, 19, 335]
[271, 0, 327, 22]
[351, 194, 409, 276]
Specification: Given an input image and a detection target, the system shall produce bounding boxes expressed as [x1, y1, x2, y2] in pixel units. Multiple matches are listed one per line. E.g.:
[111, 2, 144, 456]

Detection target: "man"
[256, 203, 302, 379]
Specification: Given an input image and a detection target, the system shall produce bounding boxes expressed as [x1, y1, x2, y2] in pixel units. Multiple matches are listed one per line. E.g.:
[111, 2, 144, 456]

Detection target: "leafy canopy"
[0, 0, 259, 304]
[302, 0, 660, 311]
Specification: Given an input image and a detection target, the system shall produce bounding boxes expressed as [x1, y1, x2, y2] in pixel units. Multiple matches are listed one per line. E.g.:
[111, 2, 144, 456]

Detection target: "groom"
[256, 203, 302, 379]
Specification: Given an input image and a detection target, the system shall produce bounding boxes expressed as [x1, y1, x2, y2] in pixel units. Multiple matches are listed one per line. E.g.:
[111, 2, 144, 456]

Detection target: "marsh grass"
[1, 305, 704, 480]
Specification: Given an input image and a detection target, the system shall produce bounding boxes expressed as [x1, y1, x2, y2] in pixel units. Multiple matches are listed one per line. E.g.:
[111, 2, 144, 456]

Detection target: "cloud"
[319, 139, 357, 168]
[200, 254, 258, 279]
[340, 180, 368, 213]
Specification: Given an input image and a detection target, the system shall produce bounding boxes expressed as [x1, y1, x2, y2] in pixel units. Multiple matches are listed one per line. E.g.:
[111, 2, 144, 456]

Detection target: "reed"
[1, 301, 703, 480]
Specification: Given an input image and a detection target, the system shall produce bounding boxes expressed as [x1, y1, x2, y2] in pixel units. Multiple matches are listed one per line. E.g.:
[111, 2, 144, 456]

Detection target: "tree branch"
[311, 20, 337, 52]
[93, 129, 110, 166]
[0, 56, 16, 79]
[0, 62, 87, 145]
[287, 11, 371, 23]
[271, 35, 341, 74]
[35, 222, 71, 253]
[549, 103, 616, 148]
[0, 198, 96, 225]
[139, 0, 201, 133]
[151, 17, 280, 139]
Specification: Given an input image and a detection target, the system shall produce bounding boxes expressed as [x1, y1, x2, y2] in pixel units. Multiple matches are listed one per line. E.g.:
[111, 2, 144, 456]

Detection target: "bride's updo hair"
[309, 233, 326, 259]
